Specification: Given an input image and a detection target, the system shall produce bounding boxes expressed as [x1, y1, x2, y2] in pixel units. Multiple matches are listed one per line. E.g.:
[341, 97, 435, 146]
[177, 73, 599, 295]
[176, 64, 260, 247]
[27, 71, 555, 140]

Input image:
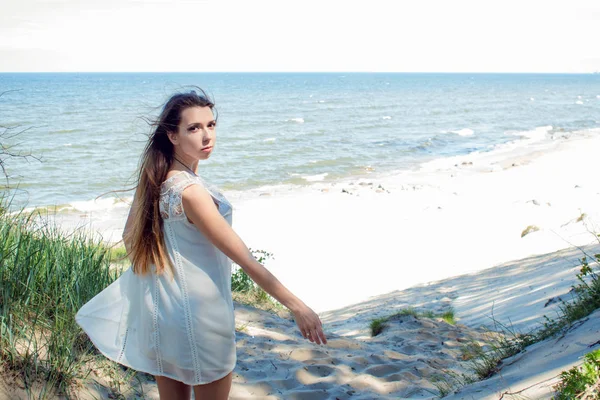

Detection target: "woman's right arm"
[182, 184, 327, 345]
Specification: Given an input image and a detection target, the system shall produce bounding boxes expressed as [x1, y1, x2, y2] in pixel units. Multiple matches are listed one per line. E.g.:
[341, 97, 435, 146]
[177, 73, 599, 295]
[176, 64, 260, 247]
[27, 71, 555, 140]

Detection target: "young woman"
[76, 89, 327, 400]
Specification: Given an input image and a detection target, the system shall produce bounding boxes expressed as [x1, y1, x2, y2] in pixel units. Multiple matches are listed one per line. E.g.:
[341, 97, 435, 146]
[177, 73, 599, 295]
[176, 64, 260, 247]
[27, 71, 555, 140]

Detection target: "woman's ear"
[166, 131, 179, 146]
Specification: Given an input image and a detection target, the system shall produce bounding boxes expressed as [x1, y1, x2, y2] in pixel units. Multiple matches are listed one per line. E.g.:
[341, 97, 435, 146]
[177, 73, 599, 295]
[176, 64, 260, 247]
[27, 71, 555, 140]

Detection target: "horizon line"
[1, 71, 598, 75]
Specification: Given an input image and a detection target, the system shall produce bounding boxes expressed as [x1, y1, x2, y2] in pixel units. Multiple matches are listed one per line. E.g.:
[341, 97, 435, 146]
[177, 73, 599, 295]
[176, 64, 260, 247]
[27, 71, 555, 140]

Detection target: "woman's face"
[169, 106, 216, 161]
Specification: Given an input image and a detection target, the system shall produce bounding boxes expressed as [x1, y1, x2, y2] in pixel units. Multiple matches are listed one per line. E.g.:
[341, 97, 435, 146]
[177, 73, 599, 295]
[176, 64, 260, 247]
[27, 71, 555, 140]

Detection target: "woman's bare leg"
[155, 375, 192, 400]
[192, 372, 232, 400]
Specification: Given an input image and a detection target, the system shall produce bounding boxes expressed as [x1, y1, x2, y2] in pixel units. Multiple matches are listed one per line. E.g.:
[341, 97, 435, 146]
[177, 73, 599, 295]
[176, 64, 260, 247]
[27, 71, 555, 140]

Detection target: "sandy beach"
[23, 128, 600, 399]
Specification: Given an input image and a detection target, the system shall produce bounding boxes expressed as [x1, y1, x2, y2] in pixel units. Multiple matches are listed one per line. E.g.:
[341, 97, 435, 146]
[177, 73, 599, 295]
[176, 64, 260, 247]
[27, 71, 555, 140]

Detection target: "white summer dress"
[75, 171, 236, 385]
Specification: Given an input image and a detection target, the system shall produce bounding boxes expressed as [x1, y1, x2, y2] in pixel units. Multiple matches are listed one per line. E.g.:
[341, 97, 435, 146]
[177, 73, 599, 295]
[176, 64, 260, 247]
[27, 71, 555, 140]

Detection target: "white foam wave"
[530, 97, 535, 101]
[575, 100, 583, 105]
[450, 128, 474, 137]
[303, 173, 328, 182]
[318, 100, 326, 103]
[597, 95, 600, 99]
[382, 116, 392, 120]
[510, 125, 552, 142]
[287, 118, 305, 123]
[263, 138, 276, 142]
[69, 197, 131, 213]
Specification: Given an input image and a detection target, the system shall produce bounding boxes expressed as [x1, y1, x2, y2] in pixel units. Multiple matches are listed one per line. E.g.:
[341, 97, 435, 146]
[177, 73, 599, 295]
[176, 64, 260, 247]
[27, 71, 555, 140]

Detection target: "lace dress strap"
[159, 172, 202, 222]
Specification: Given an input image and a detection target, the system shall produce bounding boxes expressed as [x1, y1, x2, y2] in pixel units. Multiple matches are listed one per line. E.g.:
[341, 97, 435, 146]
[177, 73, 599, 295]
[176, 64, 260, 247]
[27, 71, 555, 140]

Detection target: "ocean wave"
[263, 138, 276, 142]
[510, 125, 553, 142]
[302, 173, 328, 182]
[382, 116, 392, 120]
[287, 118, 305, 123]
[69, 196, 131, 213]
[450, 128, 474, 137]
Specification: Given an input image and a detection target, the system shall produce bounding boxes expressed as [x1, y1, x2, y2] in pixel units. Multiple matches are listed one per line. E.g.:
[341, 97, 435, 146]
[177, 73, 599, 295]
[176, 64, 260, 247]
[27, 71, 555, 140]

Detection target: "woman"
[75, 89, 327, 400]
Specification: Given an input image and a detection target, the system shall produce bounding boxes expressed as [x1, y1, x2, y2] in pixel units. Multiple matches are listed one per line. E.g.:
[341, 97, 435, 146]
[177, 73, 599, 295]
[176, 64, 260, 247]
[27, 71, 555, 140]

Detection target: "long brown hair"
[126, 89, 215, 276]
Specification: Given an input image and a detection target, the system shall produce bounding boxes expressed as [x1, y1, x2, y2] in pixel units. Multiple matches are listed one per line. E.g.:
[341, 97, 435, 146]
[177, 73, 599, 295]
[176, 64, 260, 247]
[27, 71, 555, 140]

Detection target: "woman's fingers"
[303, 325, 326, 345]
[294, 305, 327, 345]
[315, 326, 327, 345]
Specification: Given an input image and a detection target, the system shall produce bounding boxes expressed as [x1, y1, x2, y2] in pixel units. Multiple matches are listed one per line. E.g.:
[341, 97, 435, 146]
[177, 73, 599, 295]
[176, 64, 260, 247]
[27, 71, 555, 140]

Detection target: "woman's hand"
[292, 304, 327, 345]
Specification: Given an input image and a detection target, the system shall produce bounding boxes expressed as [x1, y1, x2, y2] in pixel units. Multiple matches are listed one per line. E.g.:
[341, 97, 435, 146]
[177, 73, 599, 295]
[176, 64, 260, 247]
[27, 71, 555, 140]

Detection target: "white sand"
[232, 129, 600, 313]
[26, 128, 600, 398]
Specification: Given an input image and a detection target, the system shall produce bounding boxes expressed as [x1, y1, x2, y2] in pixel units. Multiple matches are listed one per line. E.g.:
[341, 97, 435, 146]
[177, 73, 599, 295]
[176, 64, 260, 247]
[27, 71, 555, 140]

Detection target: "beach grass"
[0, 206, 120, 396]
[370, 307, 456, 337]
[435, 249, 600, 397]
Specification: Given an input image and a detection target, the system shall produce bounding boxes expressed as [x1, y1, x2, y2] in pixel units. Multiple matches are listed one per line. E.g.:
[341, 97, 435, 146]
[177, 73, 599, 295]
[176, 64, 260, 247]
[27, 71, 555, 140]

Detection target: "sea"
[0, 72, 599, 212]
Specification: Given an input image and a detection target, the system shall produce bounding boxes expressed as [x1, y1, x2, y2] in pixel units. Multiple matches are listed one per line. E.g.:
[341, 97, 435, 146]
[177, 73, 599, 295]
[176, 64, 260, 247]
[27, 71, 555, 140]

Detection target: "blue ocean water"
[0, 72, 599, 209]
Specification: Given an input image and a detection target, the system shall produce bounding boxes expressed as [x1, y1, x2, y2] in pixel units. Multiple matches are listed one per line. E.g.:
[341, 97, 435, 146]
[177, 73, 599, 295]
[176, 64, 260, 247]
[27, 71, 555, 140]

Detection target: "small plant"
[370, 318, 387, 336]
[442, 309, 456, 325]
[553, 348, 600, 399]
[369, 307, 456, 336]
[231, 249, 282, 312]
[397, 307, 419, 317]
[431, 370, 476, 397]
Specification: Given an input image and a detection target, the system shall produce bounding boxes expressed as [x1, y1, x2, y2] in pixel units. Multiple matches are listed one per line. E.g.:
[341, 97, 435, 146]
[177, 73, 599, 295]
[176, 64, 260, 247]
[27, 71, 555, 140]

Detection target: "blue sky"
[1, 0, 599, 72]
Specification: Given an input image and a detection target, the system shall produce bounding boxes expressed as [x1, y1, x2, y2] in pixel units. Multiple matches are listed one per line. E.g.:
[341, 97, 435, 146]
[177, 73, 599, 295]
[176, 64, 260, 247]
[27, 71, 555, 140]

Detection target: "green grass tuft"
[441, 309, 456, 325]
[369, 307, 456, 336]
[370, 318, 388, 336]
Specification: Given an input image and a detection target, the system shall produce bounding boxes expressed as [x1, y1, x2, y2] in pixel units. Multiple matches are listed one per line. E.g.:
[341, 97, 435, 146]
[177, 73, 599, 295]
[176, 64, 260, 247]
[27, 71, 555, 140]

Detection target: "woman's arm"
[182, 184, 327, 345]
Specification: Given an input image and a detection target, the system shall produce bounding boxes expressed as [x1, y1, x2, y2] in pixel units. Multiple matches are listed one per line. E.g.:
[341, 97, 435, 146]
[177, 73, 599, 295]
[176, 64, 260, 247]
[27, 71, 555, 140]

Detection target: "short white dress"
[75, 170, 236, 385]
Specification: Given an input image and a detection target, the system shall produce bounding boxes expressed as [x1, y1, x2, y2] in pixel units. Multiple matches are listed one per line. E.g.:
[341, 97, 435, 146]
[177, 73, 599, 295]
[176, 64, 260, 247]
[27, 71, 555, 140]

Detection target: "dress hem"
[82, 328, 236, 386]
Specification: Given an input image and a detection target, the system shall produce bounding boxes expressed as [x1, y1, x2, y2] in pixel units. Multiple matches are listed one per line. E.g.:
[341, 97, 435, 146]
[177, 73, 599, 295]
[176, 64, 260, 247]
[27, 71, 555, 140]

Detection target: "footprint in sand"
[298, 364, 336, 379]
[288, 348, 329, 362]
[325, 338, 364, 350]
[398, 344, 419, 355]
[364, 364, 404, 378]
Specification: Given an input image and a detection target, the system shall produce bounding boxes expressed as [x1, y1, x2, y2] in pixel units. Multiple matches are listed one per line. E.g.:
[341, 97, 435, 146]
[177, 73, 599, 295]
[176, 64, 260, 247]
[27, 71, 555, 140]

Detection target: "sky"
[1, 0, 599, 73]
